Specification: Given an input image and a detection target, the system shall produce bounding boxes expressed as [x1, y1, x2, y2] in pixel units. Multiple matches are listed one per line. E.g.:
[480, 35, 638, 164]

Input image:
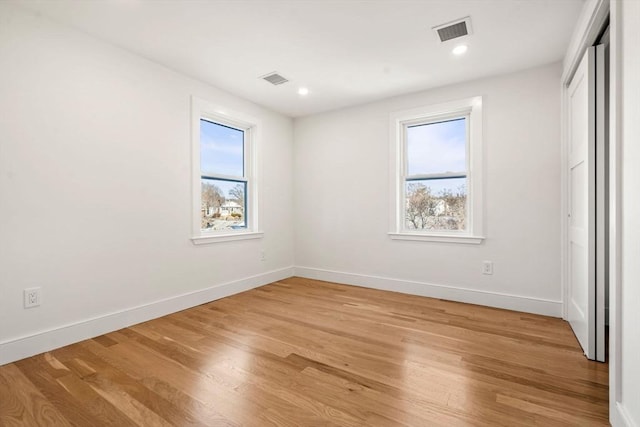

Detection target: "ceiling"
[14, 0, 584, 118]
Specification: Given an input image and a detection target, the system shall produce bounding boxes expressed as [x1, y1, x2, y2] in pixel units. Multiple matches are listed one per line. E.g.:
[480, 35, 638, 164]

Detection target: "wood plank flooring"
[0, 277, 609, 426]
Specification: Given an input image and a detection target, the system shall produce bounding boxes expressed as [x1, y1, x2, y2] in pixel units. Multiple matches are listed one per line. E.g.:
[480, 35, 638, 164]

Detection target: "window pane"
[407, 118, 466, 176]
[200, 119, 244, 177]
[404, 178, 466, 231]
[201, 179, 247, 231]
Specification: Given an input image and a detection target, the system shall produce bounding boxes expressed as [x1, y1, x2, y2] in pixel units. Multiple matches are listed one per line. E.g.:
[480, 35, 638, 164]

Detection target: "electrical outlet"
[24, 287, 41, 308]
[482, 261, 493, 275]
[260, 250, 266, 262]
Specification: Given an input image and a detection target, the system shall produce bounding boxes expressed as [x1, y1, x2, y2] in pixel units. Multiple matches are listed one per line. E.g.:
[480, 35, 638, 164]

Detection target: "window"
[389, 96, 484, 244]
[191, 97, 262, 244]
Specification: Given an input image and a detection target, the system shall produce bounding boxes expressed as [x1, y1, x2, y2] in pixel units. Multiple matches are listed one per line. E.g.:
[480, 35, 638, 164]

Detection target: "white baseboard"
[612, 402, 638, 427]
[294, 266, 562, 317]
[0, 267, 294, 366]
[0, 265, 564, 366]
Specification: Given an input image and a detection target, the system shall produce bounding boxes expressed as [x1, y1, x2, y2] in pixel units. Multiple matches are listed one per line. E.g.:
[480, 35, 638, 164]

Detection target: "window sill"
[388, 232, 485, 244]
[191, 231, 264, 245]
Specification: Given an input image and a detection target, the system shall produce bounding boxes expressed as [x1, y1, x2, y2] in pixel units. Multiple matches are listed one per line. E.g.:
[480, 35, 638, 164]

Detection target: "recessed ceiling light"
[452, 45, 468, 55]
[298, 87, 309, 96]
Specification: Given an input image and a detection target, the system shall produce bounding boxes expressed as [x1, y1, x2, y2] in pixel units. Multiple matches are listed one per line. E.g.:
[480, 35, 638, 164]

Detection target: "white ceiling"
[14, 0, 584, 118]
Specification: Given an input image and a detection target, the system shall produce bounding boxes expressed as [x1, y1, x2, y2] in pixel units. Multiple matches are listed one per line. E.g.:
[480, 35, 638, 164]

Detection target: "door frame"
[560, 0, 623, 424]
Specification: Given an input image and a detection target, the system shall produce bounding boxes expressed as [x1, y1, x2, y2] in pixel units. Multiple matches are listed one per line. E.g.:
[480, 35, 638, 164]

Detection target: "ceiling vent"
[261, 72, 289, 86]
[433, 17, 473, 42]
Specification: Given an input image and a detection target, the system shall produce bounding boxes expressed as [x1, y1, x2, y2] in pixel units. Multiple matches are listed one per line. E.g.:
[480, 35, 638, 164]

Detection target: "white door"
[567, 47, 596, 359]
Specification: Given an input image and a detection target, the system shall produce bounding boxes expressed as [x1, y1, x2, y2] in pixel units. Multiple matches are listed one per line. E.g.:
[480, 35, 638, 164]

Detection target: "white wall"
[293, 63, 562, 316]
[0, 4, 294, 364]
[619, 0, 640, 423]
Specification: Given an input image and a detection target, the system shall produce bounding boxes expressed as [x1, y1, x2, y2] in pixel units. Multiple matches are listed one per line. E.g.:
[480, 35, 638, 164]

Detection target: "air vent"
[433, 17, 473, 42]
[261, 72, 289, 86]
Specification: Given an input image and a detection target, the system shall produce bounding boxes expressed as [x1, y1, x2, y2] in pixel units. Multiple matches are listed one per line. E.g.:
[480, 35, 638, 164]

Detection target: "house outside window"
[389, 96, 484, 244]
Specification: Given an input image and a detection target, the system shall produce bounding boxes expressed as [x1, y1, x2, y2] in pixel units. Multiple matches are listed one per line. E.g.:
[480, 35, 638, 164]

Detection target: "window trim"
[191, 96, 262, 245]
[389, 96, 484, 244]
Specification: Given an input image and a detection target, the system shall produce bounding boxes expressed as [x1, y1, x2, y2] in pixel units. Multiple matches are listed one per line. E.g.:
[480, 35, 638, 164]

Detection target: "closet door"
[567, 46, 596, 359]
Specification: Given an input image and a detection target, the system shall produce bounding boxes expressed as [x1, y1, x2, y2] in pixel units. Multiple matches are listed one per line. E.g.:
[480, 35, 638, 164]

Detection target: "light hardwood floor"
[0, 277, 609, 426]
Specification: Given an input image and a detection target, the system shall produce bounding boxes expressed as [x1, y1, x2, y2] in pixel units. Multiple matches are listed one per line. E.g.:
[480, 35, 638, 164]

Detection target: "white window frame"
[388, 96, 484, 244]
[191, 96, 262, 244]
